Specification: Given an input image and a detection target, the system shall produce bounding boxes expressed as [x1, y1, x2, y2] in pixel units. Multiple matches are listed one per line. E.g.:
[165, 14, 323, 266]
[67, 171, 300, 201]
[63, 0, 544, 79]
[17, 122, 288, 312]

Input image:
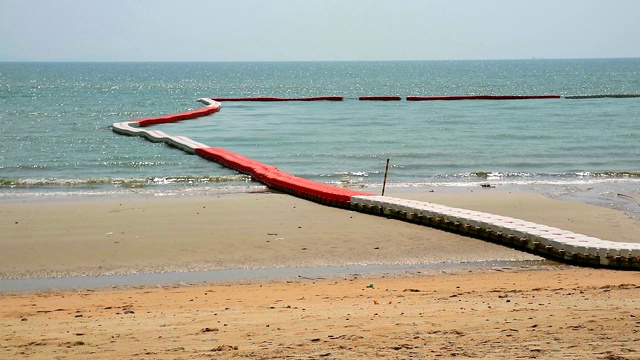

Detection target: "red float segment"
[133, 104, 221, 127]
[194, 147, 372, 207]
[406, 95, 477, 101]
[210, 96, 343, 102]
[406, 95, 561, 101]
[484, 95, 561, 100]
[195, 147, 266, 175]
[268, 173, 368, 208]
[123, 100, 374, 208]
[359, 96, 402, 101]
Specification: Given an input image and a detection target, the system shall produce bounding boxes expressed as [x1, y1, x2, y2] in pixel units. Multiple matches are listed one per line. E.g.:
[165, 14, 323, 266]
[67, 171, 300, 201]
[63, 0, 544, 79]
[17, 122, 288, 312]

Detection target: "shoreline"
[0, 260, 564, 293]
[2, 178, 639, 220]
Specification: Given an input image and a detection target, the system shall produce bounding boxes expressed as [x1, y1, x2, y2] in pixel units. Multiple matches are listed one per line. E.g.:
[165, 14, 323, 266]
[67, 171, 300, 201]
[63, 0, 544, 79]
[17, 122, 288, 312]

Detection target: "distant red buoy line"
[406, 95, 561, 101]
[358, 96, 402, 101]
[210, 96, 343, 102]
[209, 95, 563, 102]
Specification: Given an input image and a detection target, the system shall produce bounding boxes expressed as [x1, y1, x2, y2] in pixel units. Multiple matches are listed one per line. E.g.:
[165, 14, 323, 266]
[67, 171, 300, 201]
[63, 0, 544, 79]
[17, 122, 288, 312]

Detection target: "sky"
[1, 0, 639, 62]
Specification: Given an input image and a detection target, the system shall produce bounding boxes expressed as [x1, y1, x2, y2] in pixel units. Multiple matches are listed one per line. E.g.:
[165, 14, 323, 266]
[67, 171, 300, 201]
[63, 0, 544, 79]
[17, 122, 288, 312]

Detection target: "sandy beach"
[1, 189, 640, 358]
[2, 268, 640, 359]
[2, 189, 639, 280]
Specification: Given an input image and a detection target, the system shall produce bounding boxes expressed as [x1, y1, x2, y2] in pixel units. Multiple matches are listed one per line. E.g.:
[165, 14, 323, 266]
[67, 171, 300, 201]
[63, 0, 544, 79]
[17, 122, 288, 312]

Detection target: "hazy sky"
[1, 0, 639, 62]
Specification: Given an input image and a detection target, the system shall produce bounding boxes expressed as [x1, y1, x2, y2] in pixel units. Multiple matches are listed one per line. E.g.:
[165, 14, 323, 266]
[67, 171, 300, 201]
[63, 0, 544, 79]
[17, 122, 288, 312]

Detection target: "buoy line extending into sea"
[111, 96, 640, 270]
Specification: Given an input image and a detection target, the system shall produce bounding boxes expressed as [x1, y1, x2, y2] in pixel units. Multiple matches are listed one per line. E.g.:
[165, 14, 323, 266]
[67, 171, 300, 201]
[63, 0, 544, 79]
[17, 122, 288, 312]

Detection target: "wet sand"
[2, 190, 640, 358]
[2, 190, 640, 281]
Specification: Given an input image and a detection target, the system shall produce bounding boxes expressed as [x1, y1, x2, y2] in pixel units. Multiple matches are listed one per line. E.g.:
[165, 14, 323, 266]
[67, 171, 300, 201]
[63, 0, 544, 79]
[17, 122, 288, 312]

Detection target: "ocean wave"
[0, 184, 270, 200]
[445, 171, 640, 180]
[314, 169, 640, 183]
[0, 175, 251, 188]
[588, 171, 640, 178]
[318, 170, 640, 190]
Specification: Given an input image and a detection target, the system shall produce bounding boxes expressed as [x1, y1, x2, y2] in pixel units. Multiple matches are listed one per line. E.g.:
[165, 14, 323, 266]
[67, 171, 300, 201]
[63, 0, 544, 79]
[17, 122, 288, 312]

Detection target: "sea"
[1, 59, 639, 219]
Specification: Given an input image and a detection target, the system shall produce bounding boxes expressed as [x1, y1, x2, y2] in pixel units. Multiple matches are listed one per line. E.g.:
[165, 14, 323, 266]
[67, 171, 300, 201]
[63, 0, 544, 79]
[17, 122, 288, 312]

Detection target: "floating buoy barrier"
[209, 96, 343, 102]
[406, 95, 561, 101]
[111, 96, 640, 270]
[349, 196, 640, 269]
[564, 94, 640, 99]
[204, 94, 640, 101]
[131, 101, 221, 127]
[359, 96, 402, 101]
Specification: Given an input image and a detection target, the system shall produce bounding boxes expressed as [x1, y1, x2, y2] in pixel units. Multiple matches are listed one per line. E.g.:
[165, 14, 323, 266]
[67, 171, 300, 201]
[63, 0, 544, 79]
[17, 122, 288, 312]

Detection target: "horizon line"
[1, 56, 639, 64]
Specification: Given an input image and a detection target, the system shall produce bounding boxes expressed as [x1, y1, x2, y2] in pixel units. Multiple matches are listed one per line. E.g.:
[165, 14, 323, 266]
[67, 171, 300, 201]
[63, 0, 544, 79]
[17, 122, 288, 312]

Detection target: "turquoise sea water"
[1, 59, 639, 216]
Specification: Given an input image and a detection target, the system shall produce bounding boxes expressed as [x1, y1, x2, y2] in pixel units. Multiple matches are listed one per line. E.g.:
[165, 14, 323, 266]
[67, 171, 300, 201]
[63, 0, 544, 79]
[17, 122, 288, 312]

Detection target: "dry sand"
[1, 268, 639, 359]
[1, 190, 640, 358]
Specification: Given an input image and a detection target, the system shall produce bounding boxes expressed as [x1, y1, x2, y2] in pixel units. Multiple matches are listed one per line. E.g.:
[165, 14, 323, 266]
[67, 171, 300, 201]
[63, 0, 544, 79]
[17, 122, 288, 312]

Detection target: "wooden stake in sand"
[381, 158, 390, 196]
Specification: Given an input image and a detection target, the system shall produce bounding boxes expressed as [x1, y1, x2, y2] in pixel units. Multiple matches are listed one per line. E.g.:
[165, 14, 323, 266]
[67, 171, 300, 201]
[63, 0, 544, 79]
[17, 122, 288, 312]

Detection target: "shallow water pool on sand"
[0, 260, 565, 293]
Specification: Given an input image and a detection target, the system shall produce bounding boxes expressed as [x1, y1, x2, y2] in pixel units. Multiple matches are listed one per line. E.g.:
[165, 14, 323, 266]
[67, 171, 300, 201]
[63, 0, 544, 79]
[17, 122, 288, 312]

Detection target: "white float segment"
[112, 121, 144, 136]
[142, 130, 170, 142]
[164, 136, 209, 154]
[176, 136, 209, 149]
[350, 195, 639, 263]
[165, 136, 197, 153]
[112, 119, 212, 154]
[197, 98, 221, 107]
